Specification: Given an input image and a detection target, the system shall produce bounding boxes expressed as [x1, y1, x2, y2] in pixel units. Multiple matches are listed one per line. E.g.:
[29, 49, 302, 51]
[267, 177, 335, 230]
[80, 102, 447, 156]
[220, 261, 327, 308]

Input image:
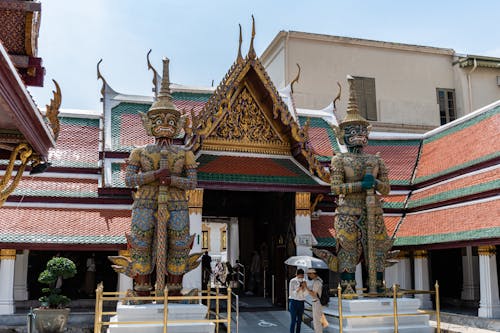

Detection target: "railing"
[325, 281, 441, 333]
[230, 291, 240, 333]
[236, 262, 245, 291]
[94, 283, 234, 333]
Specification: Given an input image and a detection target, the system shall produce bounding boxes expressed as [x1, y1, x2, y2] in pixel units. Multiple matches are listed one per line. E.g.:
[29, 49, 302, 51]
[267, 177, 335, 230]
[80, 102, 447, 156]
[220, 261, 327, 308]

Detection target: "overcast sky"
[28, 0, 500, 111]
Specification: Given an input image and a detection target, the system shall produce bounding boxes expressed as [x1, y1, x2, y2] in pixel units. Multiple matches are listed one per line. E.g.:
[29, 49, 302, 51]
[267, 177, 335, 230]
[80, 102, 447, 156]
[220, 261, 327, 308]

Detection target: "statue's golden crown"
[339, 75, 370, 129]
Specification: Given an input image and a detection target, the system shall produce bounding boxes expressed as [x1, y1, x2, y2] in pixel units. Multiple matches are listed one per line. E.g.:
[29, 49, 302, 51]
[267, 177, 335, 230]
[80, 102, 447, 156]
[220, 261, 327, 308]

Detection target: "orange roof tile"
[415, 110, 499, 182]
[0, 207, 130, 245]
[395, 199, 500, 245]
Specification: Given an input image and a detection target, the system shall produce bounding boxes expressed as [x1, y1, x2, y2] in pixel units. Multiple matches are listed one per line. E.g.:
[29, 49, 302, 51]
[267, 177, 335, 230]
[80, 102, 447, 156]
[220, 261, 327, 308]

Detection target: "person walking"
[306, 268, 323, 333]
[289, 268, 307, 333]
[201, 251, 212, 290]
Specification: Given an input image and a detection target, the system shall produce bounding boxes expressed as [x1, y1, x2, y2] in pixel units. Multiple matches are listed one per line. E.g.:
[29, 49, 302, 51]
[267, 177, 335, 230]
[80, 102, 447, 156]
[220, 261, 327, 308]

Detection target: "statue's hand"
[361, 174, 375, 189]
[155, 168, 171, 185]
[154, 168, 170, 179]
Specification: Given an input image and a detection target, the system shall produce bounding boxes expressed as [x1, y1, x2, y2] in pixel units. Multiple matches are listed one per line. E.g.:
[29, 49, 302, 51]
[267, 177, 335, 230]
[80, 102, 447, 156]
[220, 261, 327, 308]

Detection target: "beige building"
[261, 31, 500, 132]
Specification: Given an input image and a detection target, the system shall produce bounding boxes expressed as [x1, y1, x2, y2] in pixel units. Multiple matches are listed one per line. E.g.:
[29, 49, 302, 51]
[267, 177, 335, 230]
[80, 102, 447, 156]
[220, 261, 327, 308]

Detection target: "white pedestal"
[108, 302, 215, 333]
[0, 255, 15, 314]
[322, 298, 433, 333]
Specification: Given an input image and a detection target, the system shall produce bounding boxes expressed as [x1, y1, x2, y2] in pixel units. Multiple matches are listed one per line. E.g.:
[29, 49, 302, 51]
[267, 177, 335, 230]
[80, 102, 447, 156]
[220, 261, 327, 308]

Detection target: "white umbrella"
[284, 255, 328, 269]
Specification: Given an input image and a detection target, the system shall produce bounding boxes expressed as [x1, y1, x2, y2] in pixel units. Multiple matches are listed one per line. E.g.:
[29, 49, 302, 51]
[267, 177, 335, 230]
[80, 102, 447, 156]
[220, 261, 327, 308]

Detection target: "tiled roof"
[408, 168, 500, 209]
[382, 194, 408, 210]
[312, 214, 402, 247]
[365, 139, 420, 186]
[312, 215, 336, 247]
[110, 154, 322, 188]
[394, 198, 500, 246]
[112, 163, 127, 188]
[198, 154, 319, 186]
[110, 92, 211, 152]
[11, 177, 98, 198]
[299, 117, 340, 161]
[0, 207, 130, 245]
[414, 107, 500, 183]
[48, 118, 100, 168]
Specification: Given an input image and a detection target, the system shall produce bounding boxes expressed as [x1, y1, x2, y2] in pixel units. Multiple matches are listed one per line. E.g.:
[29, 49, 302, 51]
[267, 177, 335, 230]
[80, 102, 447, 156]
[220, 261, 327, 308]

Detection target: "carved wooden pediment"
[203, 85, 290, 155]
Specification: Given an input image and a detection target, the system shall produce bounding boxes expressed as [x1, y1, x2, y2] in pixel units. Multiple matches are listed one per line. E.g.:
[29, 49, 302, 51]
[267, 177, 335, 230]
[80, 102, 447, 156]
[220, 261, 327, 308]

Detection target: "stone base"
[108, 302, 215, 333]
[323, 297, 433, 333]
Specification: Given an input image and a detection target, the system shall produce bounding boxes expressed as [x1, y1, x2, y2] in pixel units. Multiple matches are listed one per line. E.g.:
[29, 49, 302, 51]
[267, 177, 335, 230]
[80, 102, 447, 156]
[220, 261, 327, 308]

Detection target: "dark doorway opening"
[430, 248, 463, 308]
[203, 189, 295, 307]
[27, 250, 118, 301]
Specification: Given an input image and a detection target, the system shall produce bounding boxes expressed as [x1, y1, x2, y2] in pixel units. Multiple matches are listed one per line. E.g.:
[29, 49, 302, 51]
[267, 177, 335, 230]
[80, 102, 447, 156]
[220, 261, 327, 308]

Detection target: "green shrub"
[38, 257, 77, 308]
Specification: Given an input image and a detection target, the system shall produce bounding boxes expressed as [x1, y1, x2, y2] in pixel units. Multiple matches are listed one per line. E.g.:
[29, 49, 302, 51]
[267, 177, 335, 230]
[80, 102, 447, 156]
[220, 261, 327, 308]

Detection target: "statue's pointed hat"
[148, 58, 180, 118]
[339, 75, 370, 129]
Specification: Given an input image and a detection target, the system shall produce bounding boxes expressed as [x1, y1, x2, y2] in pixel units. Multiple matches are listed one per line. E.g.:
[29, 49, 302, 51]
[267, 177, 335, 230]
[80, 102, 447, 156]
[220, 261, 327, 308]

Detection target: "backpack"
[319, 283, 330, 306]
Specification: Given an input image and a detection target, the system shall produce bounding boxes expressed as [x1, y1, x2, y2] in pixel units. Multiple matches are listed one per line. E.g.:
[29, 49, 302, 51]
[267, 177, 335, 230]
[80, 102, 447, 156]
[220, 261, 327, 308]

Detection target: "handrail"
[94, 283, 233, 333]
[237, 263, 245, 290]
[324, 281, 441, 333]
[231, 291, 239, 333]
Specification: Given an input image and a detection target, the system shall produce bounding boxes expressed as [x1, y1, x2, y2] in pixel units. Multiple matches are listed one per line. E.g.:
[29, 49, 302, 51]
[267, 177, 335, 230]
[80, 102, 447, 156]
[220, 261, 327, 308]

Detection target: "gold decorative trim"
[397, 250, 409, 259]
[413, 250, 428, 259]
[478, 245, 496, 257]
[1, 143, 34, 206]
[187, 189, 204, 214]
[296, 192, 311, 216]
[0, 249, 16, 260]
[118, 250, 131, 258]
[24, 12, 34, 56]
[203, 138, 291, 155]
[202, 223, 211, 251]
[45, 80, 62, 140]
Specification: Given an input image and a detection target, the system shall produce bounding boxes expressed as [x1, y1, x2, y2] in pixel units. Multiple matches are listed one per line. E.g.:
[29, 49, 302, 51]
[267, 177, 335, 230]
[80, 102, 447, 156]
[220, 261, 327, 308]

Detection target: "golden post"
[216, 285, 220, 333]
[227, 287, 232, 333]
[163, 287, 168, 333]
[337, 283, 343, 333]
[435, 281, 441, 333]
[392, 284, 399, 333]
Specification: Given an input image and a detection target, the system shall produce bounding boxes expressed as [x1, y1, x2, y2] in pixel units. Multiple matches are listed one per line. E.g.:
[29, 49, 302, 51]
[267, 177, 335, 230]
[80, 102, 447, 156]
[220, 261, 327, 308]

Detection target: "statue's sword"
[156, 148, 170, 295]
[365, 162, 378, 294]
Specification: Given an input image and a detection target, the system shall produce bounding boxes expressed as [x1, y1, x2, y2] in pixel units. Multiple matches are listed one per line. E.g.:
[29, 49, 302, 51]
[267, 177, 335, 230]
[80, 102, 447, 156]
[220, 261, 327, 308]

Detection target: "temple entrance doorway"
[203, 190, 296, 307]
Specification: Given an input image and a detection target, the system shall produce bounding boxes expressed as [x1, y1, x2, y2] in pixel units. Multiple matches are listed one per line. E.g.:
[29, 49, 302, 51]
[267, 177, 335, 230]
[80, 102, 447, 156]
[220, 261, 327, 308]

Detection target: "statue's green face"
[343, 124, 368, 149]
[149, 112, 180, 138]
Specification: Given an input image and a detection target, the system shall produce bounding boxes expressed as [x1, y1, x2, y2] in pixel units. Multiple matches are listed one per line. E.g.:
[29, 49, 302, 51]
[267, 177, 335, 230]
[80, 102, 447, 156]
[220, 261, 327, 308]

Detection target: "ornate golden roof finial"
[147, 49, 161, 97]
[148, 57, 179, 116]
[248, 15, 256, 59]
[237, 24, 243, 64]
[97, 59, 106, 98]
[339, 75, 369, 129]
[290, 63, 301, 93]
[45, 79, 61, 140]
[333, 81, 341, 110]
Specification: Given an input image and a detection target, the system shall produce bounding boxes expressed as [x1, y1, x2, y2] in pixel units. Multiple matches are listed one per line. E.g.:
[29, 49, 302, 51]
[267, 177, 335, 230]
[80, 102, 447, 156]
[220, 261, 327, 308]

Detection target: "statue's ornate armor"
[109, 57, 202, 296]
[330, 152, 390, 275]
[125, 145, 197, 278]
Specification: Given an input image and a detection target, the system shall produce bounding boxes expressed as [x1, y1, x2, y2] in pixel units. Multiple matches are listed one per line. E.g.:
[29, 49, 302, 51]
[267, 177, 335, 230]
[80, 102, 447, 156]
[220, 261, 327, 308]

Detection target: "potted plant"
[34, 256, 77, 333]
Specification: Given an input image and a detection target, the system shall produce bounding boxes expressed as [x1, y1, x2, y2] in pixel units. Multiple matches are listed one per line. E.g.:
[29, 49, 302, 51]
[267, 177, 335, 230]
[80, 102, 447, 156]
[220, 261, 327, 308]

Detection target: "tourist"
[289, 268, 306, 333]
[305, 268, 323, 333]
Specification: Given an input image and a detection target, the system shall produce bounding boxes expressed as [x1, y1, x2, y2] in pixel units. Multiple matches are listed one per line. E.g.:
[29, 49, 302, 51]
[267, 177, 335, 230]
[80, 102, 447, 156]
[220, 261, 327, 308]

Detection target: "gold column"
[413, 250, 428, 259]
[187, 188, 204, 215]
[478, 245, 496, 256]
[397, 250, 409, 259]
[295, 192, 311, 216]
[0, 249, 16, 260]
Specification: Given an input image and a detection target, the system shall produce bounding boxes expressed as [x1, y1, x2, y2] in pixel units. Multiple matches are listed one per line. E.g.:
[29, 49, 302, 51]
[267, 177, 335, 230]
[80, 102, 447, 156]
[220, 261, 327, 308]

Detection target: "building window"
[202, 230, 209, 250]
[221, 230, 227, 251]
[352, 76, 377, 121]
[437, 88, 456, 125]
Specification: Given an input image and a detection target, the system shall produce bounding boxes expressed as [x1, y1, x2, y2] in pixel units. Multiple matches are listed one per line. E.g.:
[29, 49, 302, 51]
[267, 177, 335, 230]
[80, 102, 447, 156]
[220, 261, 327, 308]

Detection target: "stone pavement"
[234, 310, 314, 333]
